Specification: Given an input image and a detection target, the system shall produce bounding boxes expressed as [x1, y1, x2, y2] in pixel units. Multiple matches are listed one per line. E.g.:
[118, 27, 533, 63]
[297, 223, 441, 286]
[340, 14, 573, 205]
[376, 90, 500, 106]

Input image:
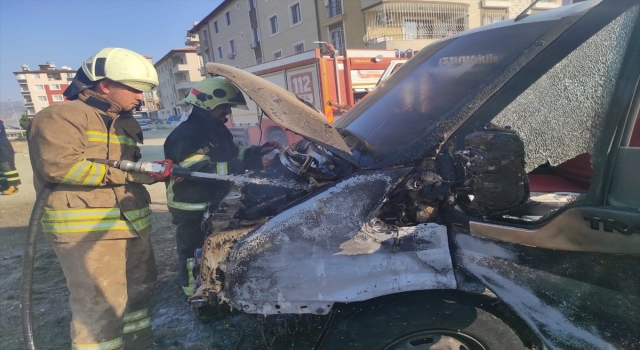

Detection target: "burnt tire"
[320, 292, 528, 350]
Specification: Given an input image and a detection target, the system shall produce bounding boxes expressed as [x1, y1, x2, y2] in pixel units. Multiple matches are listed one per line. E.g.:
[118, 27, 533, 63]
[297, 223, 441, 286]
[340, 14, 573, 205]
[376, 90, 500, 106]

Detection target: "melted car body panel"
[197, 168, 456, 315]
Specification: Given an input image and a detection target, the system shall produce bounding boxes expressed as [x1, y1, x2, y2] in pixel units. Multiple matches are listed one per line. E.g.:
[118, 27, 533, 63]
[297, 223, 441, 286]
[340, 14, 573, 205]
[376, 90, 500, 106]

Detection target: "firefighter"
[163, 78, 280, 296]
[27, 47, 161, 350]
[0, 119, 21, 195]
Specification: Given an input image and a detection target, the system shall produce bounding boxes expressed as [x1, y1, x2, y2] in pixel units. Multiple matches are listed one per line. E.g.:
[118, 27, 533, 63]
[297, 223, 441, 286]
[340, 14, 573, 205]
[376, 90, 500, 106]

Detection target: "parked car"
[191, 0, 640, 348]
[139, 122, 151, 131]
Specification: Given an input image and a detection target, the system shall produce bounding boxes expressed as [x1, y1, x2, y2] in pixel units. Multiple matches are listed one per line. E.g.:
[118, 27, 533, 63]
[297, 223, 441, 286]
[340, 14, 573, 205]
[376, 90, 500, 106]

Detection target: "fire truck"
[227, 48, 414, 147]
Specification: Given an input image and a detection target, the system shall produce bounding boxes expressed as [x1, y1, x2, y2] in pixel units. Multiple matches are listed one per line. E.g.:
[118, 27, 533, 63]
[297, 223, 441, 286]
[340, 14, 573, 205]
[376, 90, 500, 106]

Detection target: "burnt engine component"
[279, 139, 353, 182]
[456, 125, 528, 217]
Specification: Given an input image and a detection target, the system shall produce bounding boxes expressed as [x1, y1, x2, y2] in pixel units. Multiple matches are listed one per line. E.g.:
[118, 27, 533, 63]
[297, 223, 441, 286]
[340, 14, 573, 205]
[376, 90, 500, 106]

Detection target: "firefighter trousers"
[0, 139, 20, 188]
[173, 216, 205, 296]
[53, 232, 157, 350]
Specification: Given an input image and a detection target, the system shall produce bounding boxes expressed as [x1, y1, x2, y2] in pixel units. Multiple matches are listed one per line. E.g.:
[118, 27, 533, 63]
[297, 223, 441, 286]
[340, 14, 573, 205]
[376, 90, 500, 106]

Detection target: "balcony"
[326, 1, 343, 19]
[363, 3, 468, 45]
[172, 64, 190, 74]
[250, 41, 261, 49]
[199, 66, 208, 76]
[174, 81, 195, 92]
[185, 35, 199, 46]
[481, 0, 511, 9]
[228, 52, 236, 59]
[534, 0, 561, 10]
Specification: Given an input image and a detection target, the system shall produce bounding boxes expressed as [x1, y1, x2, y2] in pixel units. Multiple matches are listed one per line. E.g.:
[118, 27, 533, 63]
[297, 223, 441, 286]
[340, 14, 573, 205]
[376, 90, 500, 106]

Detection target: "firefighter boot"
[1, 185, 18, 195]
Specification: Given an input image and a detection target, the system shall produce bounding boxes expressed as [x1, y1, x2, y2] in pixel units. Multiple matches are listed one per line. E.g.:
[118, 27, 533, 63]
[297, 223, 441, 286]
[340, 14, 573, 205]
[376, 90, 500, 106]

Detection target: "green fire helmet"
[64, 47, 159, 99]
[184, 78, 249, 110]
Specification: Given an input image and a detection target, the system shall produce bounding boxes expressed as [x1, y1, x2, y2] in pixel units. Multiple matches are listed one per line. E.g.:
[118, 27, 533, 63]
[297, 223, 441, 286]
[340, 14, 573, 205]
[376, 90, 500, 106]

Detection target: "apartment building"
[192, 0, 562, 69]
[13, 62, 76, 116]
[317, 0, 563, 52]
[138, 55, 161, 120]
[14, 58, 160, 119]
[154, 47, 203, 120]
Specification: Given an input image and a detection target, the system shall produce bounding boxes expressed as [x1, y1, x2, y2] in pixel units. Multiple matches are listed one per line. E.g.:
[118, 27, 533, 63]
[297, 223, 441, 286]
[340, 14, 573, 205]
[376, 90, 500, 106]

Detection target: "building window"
[50, 84, 60, 90]
[202, 29, 210, 48]
[325, 0, 343, 18]
[213, 21, 219, 35]
[273, 50, 282, 59]
[269, 15, 279, 35]
[205, 49, 212, 63]
[52, 95, 64, 101]
[328, 22, 345, 53]
[15, 74, 26, 80]
[37, 96, 47, 102]
[144, 91, 154, 99]
[67, 73, 75, 78]
[248, 0, 256, 10]
[148, 101, 156, 109]
[225, 11, 231, 26]
[290, 3, 301, 25]
[229, 39, 236, 54]
[47, 73, 61, 80]
[257, 57, 264, 64]
[30, 73, 40, 79]
[217, 46, 224, 60]
[34, 84, 44, 90]
[293, 42, 305, 54]
[482, 13, 507, 25]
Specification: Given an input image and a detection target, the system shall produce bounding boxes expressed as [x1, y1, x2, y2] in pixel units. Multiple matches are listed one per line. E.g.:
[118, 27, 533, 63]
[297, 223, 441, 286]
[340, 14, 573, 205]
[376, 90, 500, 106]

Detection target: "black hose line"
[21, 182, 55, 350]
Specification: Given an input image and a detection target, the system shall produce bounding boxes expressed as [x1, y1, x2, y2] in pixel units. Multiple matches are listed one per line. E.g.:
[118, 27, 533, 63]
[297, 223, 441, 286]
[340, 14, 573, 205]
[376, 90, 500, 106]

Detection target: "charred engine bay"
[215, 124, 528, 245]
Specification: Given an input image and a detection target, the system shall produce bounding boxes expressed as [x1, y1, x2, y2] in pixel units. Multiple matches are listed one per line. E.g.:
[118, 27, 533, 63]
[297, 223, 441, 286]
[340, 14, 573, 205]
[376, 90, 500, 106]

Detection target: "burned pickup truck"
[189, 0, 640, 348]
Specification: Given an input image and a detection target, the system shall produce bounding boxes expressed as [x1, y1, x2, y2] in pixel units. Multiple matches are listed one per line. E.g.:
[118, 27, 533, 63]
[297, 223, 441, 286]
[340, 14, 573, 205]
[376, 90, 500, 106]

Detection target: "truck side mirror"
[455, 125, 529, 217]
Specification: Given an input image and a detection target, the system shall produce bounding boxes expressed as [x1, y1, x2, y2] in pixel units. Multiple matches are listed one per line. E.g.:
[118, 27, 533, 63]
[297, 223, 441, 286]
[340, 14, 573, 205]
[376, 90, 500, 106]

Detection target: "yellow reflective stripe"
[42, 207, 149, 234]
[183, 258, 196, 296]
[86, 131, 109, 143]
[4, 170, 18, 175]
[72, 337, 123, 350]
[86, 131, 136, 146]
[61, 160, 106, 186]
[62, 160, 91, 183]
[179, 154, 211, 168]
[124, 308, 149, 323]
[82, 162, 106, 186]
[216, 162, 228, 175]
[166, 180, 207, 211]
[114, 135, 137, 146]
[128, 215, 152, 232]
[123, 208, 151, 221]
[43, 208, 121, 221]
[6, 176, 20, 181]
[42, 220, 133, 233]
[123, 317, 151, 334]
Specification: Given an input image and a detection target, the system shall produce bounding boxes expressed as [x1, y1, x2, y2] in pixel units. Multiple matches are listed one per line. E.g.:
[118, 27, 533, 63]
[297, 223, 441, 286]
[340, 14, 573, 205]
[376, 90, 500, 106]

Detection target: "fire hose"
[21, 158, 307, 348]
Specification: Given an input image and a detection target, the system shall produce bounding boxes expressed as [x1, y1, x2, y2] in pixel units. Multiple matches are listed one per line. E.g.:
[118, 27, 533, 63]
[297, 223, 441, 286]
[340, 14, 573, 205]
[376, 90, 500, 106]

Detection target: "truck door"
[449, 2, 640, 348]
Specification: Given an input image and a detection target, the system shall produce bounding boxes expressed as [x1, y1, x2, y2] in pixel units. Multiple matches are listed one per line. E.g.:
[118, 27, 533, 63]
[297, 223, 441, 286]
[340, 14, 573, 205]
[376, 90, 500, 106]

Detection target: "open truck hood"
[205, 63, 354, 163]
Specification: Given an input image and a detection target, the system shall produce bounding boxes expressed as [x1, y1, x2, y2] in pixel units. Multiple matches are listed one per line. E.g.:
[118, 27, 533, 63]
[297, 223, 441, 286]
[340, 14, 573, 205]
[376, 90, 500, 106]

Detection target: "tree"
[19, 111, 30, 130]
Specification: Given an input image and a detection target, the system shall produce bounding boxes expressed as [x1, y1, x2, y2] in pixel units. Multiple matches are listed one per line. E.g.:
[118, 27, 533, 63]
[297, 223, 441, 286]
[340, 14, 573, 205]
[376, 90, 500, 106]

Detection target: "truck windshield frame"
[336, 18, 569, 167]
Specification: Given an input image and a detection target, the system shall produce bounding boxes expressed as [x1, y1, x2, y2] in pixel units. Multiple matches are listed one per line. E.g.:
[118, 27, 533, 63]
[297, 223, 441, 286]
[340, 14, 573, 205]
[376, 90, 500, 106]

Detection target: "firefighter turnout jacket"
[163, 108, 264, 219]
[28, 89, 154, 242]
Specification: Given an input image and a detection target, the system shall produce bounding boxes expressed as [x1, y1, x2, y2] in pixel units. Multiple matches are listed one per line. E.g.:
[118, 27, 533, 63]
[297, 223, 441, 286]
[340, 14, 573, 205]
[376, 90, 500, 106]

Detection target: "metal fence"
[363, 3, 468, 44]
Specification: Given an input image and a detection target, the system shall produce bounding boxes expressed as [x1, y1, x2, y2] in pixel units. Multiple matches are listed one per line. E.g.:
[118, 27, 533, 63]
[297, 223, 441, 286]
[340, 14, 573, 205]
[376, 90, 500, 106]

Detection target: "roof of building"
[13, 69, 77, 74]
[190, 0, 234, 33]
[153, 47, 198, 67]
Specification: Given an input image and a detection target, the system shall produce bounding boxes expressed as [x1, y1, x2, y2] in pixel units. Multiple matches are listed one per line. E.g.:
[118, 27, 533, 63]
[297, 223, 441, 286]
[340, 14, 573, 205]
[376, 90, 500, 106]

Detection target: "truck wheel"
[320, 292, 530, 350]
[267, 128, 289, 148]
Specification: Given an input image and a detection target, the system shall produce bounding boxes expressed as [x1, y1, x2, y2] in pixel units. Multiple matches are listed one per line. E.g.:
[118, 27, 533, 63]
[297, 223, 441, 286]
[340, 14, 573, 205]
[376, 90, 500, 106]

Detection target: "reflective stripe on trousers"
[42, 208, 152, 234]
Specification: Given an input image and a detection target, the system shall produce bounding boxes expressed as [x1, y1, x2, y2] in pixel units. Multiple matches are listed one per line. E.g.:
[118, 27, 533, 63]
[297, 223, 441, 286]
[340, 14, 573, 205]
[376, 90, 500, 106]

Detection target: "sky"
[0, 0, 223, 102]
